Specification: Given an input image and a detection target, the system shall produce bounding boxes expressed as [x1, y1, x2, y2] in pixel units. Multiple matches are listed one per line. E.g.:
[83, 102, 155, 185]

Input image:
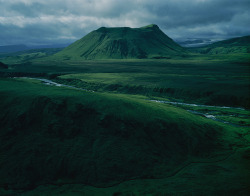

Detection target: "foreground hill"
[54, 24, 186, 60]
[190, 35, 250, 54]
[0, 78, 249, 195]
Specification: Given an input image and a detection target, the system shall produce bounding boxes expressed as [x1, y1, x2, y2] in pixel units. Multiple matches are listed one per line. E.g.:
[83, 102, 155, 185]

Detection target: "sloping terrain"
[189, 35, 250, 54]
[0, 48, 64, 64]
[0, 78, 249, 196]
[0, 29, 249, 195]
[54, 24, 186, 60]
[0, 62, 8, 69]
[0, 78, 236, 191]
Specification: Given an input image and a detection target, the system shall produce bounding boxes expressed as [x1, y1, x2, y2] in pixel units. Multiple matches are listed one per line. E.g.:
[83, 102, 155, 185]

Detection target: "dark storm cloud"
[10, 2, 47, 17]
[0, 0, 249, 46]
[148, 0, 250, 27]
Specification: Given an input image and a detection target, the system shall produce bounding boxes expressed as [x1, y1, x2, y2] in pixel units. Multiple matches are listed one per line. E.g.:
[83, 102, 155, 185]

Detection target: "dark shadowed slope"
[0, 78, 232, 191]
[54, 24, 186, 60]
[0, 62, 8, 69]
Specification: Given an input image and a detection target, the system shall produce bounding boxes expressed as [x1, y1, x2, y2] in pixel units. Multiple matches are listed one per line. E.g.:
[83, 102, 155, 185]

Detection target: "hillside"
[0, 77, 249, 195]
[189, 35, 250, 54]
[0, 48, 64, 64]
[0, 62, 8, 69]
[54, 24, 186, 60]
[0, 78, 243, 189]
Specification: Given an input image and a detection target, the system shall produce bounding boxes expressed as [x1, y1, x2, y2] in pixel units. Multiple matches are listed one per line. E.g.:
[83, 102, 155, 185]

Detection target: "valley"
[0, 25, 249, 195]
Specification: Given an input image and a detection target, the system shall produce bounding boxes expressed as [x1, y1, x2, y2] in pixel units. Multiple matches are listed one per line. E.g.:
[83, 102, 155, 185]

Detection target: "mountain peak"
[55, 24, 185, 60]
[140, 24, 159, 29]
[96, 26, 131, 32]
[97, 24, 159, 31]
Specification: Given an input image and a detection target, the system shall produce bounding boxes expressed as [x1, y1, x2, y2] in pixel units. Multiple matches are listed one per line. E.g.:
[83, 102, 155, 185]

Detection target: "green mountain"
[190, 35, 250, 54]
[54, 24, 186, 60]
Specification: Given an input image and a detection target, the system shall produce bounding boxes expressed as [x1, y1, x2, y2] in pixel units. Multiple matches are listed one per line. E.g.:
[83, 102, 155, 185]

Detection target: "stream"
[149, 100, 245, 110]
[150, 100, 249, 127]
[17, 77, 95, 92]
[15, 77, 249, 127]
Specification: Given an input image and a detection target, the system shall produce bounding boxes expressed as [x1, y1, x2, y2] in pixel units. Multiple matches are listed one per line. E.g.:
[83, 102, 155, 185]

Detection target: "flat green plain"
[3, 53, 248, 108]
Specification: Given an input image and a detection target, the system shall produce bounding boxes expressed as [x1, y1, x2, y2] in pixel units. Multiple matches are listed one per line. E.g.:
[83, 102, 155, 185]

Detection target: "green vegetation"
[189, 35, 250, 54]
[56, 63, 249, 107]
[0, 48, 63, 64]
[157, 100, 250, 126]
[1, 53, 249, 109]
[0, 32, 249, 195]
[53, 24, 186, 60]
[0, 78, 249, 195]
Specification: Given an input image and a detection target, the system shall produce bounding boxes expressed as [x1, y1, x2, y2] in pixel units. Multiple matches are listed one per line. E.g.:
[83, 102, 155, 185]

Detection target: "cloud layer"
[0, 0, 249, 46]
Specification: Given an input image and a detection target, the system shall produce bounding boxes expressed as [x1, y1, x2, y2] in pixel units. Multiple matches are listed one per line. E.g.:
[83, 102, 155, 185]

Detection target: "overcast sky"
[0, 0, 249, 46]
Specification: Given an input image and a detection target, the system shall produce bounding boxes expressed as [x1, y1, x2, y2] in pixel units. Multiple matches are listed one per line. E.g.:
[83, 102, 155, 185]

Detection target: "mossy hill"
[54, 24, 186, 60]
[190, 35, 250, 54]
[0, 78, 232, 190]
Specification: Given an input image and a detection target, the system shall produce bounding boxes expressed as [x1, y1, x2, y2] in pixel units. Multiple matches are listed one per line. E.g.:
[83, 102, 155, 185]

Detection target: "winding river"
[18, 77, 95, 92]
[16, 77, 249, 127]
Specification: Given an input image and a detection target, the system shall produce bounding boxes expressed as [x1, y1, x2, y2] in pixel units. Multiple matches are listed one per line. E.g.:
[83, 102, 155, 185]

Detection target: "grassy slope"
[1, 53, 249, 108]
[19, 146, 250, 196]
[50, 56, 249, 108]
[0, 33, 249, 195]
[189, 35, 250, 54]
[0, 50, 249, 195]
[0, 78, 249, 195]
[0, 48, 63, 64]
[53, 24, 186, 60]
[0, 62, 8, 69]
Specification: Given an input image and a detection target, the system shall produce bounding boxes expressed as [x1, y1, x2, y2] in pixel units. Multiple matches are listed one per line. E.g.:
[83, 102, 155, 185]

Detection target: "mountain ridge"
[189, 35, 250, 54]
[54, 24, 186, 60]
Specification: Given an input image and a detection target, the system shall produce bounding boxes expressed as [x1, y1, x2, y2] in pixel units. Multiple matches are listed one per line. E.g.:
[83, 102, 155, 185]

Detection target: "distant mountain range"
[0, 44, 29, 53]
[0, 27, 249, 57]
[176, 38, 216, 47]
[54, 24, 186, 60]
[188, 35, 250, 54]
[0, 44, 69, 53]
